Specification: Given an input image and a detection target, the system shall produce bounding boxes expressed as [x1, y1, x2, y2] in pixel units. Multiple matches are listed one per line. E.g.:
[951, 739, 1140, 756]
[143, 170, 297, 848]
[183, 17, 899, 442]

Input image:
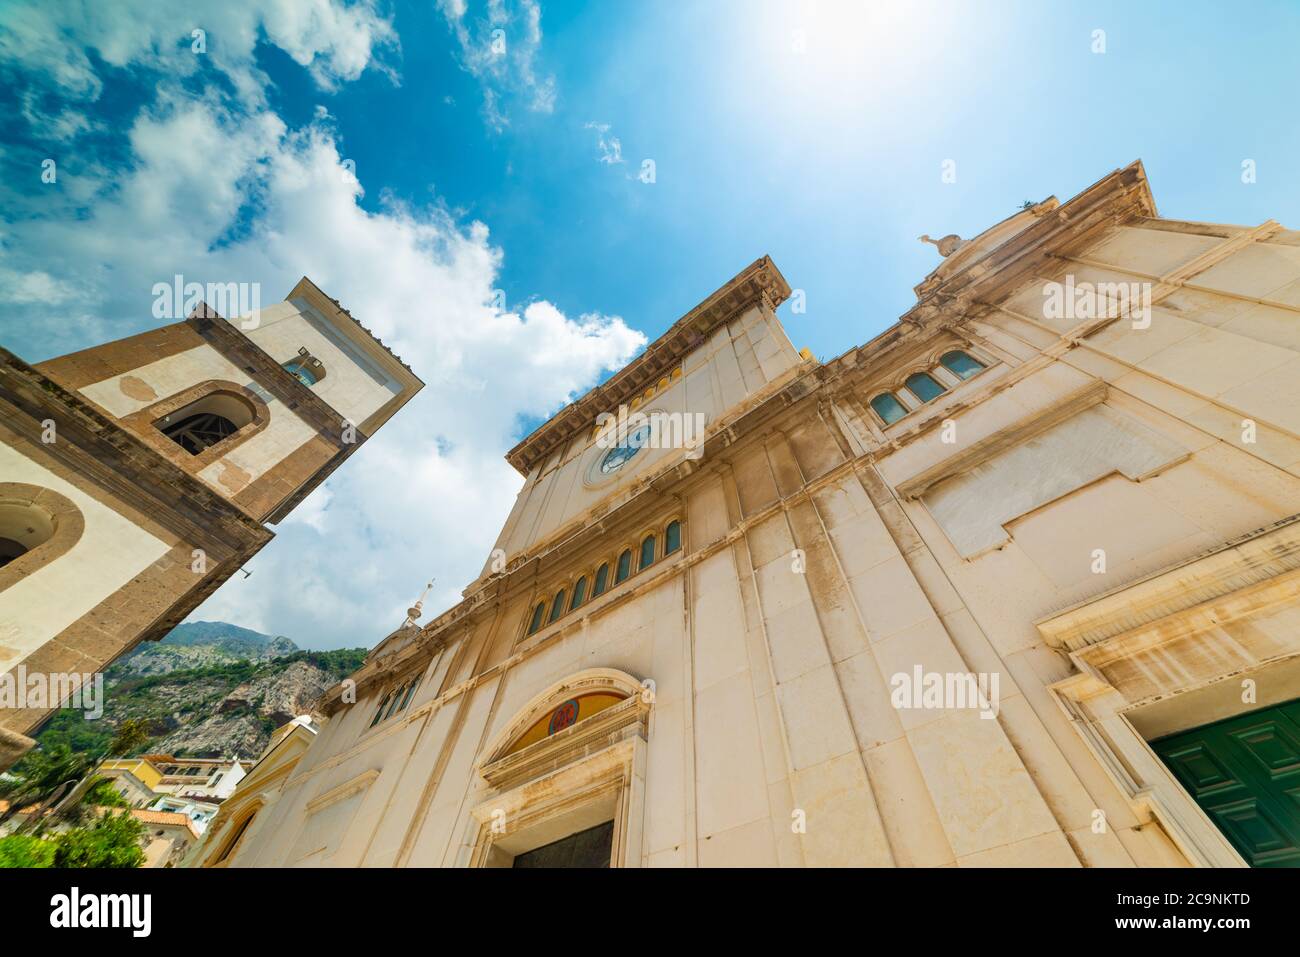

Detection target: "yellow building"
[205, 161, 1300, 867]
[98, 758, 164, 793]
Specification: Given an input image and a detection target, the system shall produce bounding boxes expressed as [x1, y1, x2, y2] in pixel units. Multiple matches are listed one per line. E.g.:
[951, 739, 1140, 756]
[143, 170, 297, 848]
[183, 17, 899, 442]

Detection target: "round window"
[598, 422, 653, 475]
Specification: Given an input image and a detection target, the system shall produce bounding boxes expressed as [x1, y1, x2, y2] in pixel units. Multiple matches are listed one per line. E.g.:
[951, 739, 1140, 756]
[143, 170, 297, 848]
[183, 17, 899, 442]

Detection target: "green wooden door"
[1152, 698, 1300, 867]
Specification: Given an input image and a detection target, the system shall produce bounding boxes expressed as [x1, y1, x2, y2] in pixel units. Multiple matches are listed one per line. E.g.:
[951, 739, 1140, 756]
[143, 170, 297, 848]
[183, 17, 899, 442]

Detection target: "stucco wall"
[0, 444, 170, 673]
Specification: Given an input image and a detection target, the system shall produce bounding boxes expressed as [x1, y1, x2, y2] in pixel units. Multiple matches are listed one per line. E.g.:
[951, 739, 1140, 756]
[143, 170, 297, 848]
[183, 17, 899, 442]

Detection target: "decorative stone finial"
[918, 233, 966, 258]
[403, 580, 434, 629]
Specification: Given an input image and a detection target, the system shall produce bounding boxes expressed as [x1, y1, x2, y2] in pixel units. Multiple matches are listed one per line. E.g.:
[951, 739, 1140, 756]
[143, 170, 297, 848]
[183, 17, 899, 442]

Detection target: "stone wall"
[228, 198, 1300, 867]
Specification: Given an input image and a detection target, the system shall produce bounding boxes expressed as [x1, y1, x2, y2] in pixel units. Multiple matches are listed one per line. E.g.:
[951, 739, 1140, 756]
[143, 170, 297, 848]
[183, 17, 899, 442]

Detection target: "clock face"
[599, 423, 652, 474]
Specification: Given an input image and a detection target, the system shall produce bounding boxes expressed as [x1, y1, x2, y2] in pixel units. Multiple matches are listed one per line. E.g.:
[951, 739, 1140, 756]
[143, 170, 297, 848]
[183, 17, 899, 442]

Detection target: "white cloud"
[585, 121, 624, 165]
[437, 0, 557, 131]
[0, 1, 645, 650]
[0, 0, 399, 109]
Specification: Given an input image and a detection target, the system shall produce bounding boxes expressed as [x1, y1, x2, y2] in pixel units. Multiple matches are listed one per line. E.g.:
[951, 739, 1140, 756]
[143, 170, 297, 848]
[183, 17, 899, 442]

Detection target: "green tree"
[53, 811, 145, 868]
[82, 777, 130, 809]
[107, 717, 152, 757]
[0, 743, 93, 825]
[0, 833, 56, 867]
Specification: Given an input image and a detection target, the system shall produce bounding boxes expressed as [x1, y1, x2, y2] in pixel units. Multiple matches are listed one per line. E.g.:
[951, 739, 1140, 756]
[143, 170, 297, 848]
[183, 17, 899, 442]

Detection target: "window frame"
[520, 519, 685, 641]
[865, 345, 994, 428]
[614, 548, 633, 584]
[664, 519, 682, 556]
[639, 533, 657, 571]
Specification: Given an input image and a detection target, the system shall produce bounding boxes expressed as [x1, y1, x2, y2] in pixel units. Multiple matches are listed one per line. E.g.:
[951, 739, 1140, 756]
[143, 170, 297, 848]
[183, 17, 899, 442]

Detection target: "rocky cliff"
[33, 623, 367, 761]
[113, 621, 300, 676]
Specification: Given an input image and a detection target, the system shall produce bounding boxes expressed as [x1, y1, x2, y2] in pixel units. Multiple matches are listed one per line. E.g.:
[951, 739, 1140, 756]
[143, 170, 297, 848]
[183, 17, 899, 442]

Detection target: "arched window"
[213, 808, 258, 865]
[0, 484, 83, 590]
[592, 563, 610, 597]
[570, 576, 588, 610]
[548, 588, 567, 623]
[904, 372, 947, 404]
[614, 549, 632, 584]
[639, 534, 656, 570]
[939, 350, 985, 380]
[0, 501, 53, 569]
[156, 392, 255, 455]
[527, 601, 546, 635]
[870, 392, 907, 425]
[664, 520, 681, 555]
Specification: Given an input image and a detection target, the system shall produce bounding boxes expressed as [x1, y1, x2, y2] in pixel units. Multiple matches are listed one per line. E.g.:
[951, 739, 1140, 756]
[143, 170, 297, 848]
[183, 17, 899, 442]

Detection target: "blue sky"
[2, 1, 1299, 648]
[310, 0, 1300, 364]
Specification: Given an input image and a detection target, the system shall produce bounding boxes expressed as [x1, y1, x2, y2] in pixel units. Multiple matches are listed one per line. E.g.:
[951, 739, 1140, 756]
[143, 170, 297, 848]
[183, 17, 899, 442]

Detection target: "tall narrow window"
[939, 350, 985, 380]
[639, 534, 656, 570]
[383, 685, 405, 721]
[592, 563, 610, 597]
[664, 520, 681, 555]
[527, 601, 545, 635]
[370, 691, 394, 727]
[214, 811, 257, 865]
[614, 549, 632, 584]
[904, 372, 947, 403]
[870, 392, 907, 425]
[397, 677, 420, 713]
[549, 588, 567, 623]
[570, 576, 588, 610]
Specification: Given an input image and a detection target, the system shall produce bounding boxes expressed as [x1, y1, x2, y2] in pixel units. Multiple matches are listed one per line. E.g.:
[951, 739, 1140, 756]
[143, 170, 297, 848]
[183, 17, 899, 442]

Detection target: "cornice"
[0, 345, 270, 558]
[895, 380, 1108, 499]
[504, 255, 792, 476]
[831, 160, 1156, 379]
[287, 276, 423, 385]
[1036, 512, 1300, 653]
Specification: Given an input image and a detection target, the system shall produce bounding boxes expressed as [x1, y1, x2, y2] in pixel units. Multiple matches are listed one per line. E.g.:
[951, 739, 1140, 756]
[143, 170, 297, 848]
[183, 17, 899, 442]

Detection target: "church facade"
[200, 161, 1300, 867]
[0, 280, 422, 769]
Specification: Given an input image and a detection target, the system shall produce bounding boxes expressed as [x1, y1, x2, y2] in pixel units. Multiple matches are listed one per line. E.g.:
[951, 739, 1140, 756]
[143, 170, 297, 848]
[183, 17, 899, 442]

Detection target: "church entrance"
[511, 820, 615, 868]
[1152, 699, 1300, 867]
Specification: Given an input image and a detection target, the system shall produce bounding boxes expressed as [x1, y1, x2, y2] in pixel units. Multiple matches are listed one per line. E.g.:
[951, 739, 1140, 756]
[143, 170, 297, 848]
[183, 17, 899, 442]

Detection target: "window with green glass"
[570, 576, 587, 610]
[383, 685, 405, 721]
[639, 534, 656, 570]
[370, 691, 393, 727]
[397, 678, 420, 713]
[592, 563, 610, 596]
[664, 520, 681, 555]
[527, 601, 545, 635]
[870, 392, 907, 425]
[614, 549, 632, 584]
[549, 588, 566, 623]
[939, 350, 985, 380]
[905, 372, 946, 403]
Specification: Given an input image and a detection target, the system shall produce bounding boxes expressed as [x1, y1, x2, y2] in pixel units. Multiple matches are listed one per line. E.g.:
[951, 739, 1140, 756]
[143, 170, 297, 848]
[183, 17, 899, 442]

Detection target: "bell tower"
[0, 278, 422, 769]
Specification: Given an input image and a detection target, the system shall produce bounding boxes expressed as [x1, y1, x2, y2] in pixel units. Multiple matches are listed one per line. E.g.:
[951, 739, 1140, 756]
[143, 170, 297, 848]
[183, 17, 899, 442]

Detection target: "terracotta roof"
[131, 809, 201, 839]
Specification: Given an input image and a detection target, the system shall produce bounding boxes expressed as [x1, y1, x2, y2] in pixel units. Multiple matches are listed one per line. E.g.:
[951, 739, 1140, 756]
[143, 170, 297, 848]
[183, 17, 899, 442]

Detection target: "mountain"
[112, 620, 300, 677]
[29, 622, 367, 761]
